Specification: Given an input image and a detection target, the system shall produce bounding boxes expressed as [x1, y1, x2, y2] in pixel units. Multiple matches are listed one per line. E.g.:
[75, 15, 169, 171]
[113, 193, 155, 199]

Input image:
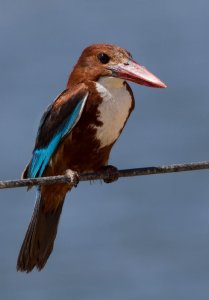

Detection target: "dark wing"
[27, 85, 88, 178]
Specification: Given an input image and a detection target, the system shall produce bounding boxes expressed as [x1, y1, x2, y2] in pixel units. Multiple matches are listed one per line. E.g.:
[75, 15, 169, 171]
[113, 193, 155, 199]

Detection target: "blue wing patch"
[28, 92, 88, 178]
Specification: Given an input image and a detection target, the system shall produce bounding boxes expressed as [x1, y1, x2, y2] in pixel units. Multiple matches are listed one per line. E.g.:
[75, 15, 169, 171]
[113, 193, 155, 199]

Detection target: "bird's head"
[67, 44, 166, 88]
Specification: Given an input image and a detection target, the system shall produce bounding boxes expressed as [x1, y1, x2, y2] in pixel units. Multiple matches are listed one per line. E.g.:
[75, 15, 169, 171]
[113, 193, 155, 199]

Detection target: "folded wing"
[27, 85, 88, 178]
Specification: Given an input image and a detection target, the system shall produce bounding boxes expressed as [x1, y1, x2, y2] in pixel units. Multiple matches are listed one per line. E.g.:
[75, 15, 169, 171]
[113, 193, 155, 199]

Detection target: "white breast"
[95, 77, 133, 148]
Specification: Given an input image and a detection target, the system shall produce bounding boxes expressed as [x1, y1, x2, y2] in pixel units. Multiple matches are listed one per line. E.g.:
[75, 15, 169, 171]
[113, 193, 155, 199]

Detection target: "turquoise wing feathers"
[27, 88, 88, 178]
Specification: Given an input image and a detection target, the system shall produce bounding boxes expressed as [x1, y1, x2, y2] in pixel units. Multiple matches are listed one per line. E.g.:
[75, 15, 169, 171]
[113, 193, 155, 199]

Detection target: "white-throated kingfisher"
[17, 44, 166, 272]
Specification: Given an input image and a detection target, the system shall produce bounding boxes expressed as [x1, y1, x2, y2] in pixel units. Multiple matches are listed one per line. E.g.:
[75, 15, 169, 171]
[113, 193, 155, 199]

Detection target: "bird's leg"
[65, 169, 80, 188]
[99, 165, 119, 184]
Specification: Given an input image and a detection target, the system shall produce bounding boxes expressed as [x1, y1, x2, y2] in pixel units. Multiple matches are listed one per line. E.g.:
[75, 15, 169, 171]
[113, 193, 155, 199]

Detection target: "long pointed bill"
[108, 59, 167, 88]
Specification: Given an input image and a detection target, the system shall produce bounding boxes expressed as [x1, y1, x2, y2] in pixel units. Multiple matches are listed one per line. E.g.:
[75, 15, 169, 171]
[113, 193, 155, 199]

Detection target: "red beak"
[108, 59, 167, 88]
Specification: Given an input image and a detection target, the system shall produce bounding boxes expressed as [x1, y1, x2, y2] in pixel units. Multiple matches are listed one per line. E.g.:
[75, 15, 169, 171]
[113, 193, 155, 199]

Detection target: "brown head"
[67, 43, 166, 89]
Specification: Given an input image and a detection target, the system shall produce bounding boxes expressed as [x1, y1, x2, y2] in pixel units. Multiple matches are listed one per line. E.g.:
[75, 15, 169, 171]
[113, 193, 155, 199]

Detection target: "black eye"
[97, 53, 110, 64]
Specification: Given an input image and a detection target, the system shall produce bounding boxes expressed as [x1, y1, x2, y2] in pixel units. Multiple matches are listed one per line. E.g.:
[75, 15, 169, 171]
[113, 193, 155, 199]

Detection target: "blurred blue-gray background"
[0, 0, 209, 299]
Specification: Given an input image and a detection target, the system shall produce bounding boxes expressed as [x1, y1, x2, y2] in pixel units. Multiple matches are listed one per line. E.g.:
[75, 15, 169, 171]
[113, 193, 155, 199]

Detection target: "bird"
[17, 43, 166, 272]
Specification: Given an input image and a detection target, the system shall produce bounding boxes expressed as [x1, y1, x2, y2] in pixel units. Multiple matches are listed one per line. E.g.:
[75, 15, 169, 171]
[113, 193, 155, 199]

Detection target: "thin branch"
[0, 161, 209, 190]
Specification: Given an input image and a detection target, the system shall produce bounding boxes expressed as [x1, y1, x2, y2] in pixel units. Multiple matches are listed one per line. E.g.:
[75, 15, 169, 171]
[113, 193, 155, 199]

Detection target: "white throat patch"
[95, 77, 132, 147]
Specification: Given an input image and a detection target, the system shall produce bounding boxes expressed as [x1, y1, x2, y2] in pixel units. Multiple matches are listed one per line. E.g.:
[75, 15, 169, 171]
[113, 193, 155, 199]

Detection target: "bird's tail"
[17, 188, 66, 272]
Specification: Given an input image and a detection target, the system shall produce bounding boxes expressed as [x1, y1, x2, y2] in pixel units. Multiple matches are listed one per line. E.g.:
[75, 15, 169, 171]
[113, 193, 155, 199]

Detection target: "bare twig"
[0, 161, 209, 190]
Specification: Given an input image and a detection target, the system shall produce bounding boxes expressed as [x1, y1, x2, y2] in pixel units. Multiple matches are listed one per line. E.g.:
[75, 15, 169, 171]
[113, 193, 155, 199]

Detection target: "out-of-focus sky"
[0, 0, 209, 299]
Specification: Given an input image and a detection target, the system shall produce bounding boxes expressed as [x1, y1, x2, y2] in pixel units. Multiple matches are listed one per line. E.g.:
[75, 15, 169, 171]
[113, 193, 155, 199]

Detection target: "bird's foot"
[100, 165, 119, 184]
[65, 169, 80, 188]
